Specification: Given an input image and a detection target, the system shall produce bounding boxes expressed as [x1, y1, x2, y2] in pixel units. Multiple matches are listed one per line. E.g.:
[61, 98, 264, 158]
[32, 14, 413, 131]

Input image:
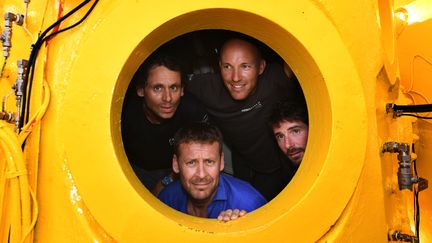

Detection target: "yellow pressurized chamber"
[62, 2, 366, 242]
[0, 0, 431, 242]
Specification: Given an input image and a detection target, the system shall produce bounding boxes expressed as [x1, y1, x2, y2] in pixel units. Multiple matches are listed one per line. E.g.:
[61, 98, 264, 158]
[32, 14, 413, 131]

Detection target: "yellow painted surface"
[395, 0, 432, 242]
[0, 0, 430, 242]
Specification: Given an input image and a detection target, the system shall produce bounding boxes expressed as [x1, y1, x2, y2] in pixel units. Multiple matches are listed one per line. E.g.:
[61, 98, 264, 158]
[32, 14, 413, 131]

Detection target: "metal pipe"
[382, 142, 415, 190]
[12, 59, 28, 131]
[1, 12, 24, 58]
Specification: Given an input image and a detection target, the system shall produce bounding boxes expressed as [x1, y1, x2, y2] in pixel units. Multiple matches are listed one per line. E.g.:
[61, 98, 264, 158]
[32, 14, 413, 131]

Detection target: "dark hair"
[269, 100, 309, 127]
[135, 52, 183, 86]
[173, 122, 223, 157]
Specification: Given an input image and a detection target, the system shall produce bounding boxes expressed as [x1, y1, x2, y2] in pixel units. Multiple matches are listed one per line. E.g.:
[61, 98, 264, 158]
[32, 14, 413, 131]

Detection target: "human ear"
[219, 152, 225, 171]
[172, 155, 180, 173]
[136, 85, 145, 97]
[258, 59, 266, 75]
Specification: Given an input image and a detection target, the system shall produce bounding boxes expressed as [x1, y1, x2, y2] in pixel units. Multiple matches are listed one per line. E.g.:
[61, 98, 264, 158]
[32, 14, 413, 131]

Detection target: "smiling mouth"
[230, 83, 246, 91]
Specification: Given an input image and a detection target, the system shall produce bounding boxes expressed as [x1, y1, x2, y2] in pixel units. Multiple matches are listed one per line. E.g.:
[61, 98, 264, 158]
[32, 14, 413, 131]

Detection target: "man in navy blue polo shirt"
[158, 122, 267, 221]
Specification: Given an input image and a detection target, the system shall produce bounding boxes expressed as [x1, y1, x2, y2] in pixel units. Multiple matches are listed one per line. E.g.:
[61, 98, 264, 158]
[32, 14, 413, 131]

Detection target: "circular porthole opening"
[120, 30, 309, 213]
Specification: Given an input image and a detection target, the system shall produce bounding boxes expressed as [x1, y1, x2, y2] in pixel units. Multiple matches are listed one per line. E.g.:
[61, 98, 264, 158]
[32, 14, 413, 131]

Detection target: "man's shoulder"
[158, 181, 184, 203]
[221, 173, 252, 187]
[121, 98, 148, 134]
[185, 73, 224, 97]
[176, 92, 208, 122]
[259, 62, 303, 99]
[219, 174, 267, 210]
[179, 92, 203, 107]
[260, 62, 286, 83]
[189, 72, 221, 83]
[158, 181, 189, 214]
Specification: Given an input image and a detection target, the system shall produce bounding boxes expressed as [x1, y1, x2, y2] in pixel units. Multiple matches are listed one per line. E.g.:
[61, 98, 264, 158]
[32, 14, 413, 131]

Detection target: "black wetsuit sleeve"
[181, 91, 209, 122]
[271, 63, 305, 103]
[185, 74, 204, 100]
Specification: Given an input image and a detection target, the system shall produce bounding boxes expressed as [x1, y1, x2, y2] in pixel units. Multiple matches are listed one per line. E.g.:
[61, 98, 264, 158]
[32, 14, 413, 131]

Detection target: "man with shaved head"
[186, 34, 304, 200]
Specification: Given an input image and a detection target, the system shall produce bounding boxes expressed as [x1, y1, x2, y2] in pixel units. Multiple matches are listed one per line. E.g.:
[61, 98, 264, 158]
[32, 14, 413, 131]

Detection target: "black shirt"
[121, 92, 207, 170]
[186, 63, 303, 172]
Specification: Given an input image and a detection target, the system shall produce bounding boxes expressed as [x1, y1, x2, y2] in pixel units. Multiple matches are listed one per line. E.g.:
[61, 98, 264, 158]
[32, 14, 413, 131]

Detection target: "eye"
[222, 64, 231, 70]
[153, 85, 163, 92]
[205, 160, 215, 166]
[185, 160, 196, 167]
[290, 128, 301, 135]
[170, 85, 179, 91]
[241, 64, 252, 69]
[275, 133, 284, 141]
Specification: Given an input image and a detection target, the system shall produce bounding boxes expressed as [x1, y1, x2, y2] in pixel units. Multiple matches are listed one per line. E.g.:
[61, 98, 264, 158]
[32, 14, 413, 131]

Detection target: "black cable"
[412, 144, 420, 242]
[38, 0, 92, 44]
[392, 104, 432, 113]
[23, 0, 97, 127]
[22, 0, 91, 118]
[41, 0, 98, 43]
[25, 0, 99, 124]
[20, 0, 98, 130]
[398, 114, 432, 120]
[21, 0, 92, 128]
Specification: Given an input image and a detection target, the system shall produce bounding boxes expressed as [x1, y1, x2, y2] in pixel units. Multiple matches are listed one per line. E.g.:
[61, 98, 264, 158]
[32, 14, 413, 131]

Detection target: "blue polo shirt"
[158, 174, 267, 218]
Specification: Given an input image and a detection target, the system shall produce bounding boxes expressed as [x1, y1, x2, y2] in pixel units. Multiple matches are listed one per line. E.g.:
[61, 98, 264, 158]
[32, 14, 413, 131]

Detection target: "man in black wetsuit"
[186, 37, 304, 200]
[122, 53, 207, 195]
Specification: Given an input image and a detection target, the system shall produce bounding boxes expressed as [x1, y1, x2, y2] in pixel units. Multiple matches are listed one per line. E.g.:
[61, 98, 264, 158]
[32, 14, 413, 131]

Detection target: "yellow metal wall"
[0, 0, 430, 242]
[395, 0, 432, 240]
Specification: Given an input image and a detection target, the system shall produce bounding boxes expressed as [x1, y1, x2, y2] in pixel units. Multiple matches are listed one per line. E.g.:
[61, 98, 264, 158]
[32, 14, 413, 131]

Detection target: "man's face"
[219, 40, 266, 100]
[173, 142, 224, 203]
[136, 65, 183, 124]
[273, 120, 309, 166]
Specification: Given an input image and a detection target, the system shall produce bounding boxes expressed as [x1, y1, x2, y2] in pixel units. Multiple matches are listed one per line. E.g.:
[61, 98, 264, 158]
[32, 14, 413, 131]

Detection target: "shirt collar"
[212, 174, 228, 202]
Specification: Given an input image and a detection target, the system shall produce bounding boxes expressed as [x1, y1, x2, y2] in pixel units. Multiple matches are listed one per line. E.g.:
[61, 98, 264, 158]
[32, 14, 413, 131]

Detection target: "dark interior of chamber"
[121, 29, 297, 191]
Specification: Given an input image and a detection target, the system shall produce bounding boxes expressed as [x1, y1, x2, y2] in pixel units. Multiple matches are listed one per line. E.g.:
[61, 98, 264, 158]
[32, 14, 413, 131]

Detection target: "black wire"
[25, 0, 99, 124]
[392, 104, 432, 113]
[398, 113, 432, 120]
[412, 144, 420, 242]
[22, 0, 92, 124]
[415, 190, 420, 242]
[21, 0, 97, 129]
[412, 144, 418, 175]
[41, 0, 99, 43]
[23, 0, 97, 127]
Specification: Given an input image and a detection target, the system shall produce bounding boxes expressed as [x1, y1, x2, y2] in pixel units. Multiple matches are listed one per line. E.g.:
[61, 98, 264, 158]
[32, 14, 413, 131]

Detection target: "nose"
[284, 136, 294, 150]
[231, 68, 240, 82]
[195, 162, 207, 178]
[162, 89, 172, 102]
